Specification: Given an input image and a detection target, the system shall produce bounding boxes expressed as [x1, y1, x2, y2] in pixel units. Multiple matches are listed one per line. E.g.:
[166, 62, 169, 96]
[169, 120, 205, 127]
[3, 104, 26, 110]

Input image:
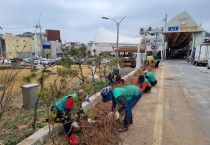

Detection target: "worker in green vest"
[135, 75, 152, 92]
[143, 69, 157, 86]
[51, 89, 94, 145]
[107, 67, 124, 85]
[101, 85, 142, 132]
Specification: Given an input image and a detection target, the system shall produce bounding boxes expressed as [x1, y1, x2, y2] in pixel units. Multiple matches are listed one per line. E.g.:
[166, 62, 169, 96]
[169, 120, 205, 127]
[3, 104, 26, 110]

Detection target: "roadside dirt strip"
[119, 64, 164, 145]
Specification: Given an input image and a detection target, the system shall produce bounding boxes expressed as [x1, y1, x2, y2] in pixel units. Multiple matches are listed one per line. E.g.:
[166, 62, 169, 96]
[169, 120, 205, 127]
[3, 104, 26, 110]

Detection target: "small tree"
[70, 44, 88, 88]
[0, 68, 22, 120]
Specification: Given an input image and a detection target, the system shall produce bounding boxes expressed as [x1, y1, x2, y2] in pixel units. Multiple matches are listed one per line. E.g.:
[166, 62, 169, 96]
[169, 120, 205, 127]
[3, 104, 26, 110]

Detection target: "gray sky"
[0, 0, 210, 43]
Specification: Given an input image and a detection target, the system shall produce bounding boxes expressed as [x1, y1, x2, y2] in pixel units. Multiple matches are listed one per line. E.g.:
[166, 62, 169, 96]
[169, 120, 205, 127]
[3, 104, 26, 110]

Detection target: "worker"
[107, 67, 124, 85]
[135, 75, 151, 92]
[143, 69, 157, 86]
[100, 85, 142, 132]
[154, 59, 160, 68]
[51, 89, 94, 144]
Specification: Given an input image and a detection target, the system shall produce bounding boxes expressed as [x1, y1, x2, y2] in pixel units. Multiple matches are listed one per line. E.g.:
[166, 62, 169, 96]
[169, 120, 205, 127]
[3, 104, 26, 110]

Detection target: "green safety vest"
[112, 85, 140, 104]
[146, 72, 157, 82]
[54, 93, 77, 112]
[139, 78, 151, 87]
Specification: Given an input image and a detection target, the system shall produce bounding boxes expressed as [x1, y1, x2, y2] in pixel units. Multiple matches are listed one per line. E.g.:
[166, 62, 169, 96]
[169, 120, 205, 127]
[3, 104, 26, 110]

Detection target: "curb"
[17, 68, 139, 145]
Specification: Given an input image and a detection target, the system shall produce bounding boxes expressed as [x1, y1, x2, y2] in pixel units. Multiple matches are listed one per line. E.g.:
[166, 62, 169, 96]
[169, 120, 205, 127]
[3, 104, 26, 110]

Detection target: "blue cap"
[101, 87, 113, 102]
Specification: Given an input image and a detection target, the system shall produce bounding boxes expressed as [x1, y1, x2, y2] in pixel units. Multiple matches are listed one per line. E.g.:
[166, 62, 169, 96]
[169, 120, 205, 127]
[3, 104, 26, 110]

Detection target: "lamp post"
[101, 16, 126, 68]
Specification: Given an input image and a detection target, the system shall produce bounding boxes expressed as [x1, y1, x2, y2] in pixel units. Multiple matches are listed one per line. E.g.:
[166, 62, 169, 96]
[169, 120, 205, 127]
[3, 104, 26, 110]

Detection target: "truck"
[193, 44, 210, 66]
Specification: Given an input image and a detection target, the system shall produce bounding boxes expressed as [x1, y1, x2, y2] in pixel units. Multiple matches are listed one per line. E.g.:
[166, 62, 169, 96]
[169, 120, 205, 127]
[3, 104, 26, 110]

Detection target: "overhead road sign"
[168, 26, 179, 31]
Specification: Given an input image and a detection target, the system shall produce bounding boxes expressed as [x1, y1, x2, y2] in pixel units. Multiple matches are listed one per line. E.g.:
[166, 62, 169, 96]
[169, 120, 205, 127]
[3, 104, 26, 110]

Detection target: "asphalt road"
[120, 59, 210, 145]
[162, 60, 210, 145]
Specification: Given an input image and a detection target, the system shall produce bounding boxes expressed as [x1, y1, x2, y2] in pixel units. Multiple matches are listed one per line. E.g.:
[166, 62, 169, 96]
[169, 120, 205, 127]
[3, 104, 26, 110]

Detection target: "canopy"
[93, 27, 141, 44]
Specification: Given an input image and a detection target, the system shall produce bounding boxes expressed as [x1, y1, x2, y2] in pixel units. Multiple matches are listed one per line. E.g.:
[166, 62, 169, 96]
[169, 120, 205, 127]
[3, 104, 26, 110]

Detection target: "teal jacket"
[112, 85, 140, 104]
[54, 93, 77, 112]
[145, 72, 157, 82]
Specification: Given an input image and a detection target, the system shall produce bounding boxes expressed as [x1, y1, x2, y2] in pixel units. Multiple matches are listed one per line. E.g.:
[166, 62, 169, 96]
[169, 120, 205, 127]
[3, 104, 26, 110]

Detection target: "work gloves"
[72, 121, 79, 128]
[115, 111, 120, 120]
[87, 118, 96, 123]
[108, 111, 120, 120]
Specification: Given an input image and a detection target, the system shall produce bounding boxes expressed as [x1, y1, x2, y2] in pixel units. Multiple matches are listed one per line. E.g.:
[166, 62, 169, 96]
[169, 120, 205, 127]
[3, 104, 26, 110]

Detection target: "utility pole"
[164, 14, 167, 27]
[101, 16, 126, 68]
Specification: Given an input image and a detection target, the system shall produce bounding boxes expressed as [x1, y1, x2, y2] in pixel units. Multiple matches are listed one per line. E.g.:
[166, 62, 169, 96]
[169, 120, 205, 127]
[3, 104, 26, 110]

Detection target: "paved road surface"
[120, 60, 210, 145]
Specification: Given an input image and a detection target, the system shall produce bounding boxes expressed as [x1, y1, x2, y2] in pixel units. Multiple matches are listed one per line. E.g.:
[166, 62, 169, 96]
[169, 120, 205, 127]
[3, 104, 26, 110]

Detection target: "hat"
[138, 75, 145, 83]
[143, 69, 148, 74]
[101, 87, 113, 102]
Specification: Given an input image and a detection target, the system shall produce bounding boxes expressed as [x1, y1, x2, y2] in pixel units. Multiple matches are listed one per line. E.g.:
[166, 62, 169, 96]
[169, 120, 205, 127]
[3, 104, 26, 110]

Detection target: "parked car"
[0, 58, 11, 64]
[121, 57, 136, 68]
[101, 58, 111, 64]
[10, 58, 23, 63]
[33, 59, 41, 65]
[40, 58, 55, 65]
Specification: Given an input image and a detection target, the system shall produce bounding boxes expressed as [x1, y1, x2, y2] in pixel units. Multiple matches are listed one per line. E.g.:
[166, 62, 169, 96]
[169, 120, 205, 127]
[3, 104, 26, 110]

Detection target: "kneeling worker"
[143, 69, 157, 86]
[100, 85, 142, 132]
[135, 75, 151, 93]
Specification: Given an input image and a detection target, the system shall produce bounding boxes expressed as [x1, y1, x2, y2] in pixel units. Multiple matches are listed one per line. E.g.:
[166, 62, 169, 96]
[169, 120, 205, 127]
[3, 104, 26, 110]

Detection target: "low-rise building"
[3, 33, 33, 58]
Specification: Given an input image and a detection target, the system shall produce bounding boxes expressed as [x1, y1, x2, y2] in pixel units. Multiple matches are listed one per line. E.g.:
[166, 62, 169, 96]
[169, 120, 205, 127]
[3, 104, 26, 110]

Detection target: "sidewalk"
[119, 65, 163, 145]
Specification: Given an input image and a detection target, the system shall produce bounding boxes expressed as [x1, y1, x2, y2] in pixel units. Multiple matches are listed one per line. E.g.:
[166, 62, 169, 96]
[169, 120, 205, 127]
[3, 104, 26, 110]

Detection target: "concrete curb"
[17, 68, 139, 145]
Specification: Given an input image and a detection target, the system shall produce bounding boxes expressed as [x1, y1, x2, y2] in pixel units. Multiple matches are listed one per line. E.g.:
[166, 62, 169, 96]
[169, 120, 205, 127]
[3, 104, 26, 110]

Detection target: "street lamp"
[101, 16, 126, 68]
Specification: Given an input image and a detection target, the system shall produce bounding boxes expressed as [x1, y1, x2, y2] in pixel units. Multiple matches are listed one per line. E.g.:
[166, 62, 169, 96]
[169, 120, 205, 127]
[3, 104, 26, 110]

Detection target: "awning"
[118, 46, 137, 52]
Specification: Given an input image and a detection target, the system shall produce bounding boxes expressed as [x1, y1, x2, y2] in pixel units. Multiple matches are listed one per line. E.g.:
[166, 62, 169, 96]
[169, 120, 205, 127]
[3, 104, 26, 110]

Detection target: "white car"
[101, 58, 111, 64]
[0, 59, 11, 64]
[40, 58, 50, 65]
[34, 59, 41, 65]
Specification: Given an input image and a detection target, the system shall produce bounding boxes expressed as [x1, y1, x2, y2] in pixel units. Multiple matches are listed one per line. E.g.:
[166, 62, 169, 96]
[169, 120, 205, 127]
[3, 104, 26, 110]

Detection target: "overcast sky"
[0, 0, 210, 43]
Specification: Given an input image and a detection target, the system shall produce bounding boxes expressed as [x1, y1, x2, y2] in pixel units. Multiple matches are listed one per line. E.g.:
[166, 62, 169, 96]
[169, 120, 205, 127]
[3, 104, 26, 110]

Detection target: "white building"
[32, 33, 62, 59]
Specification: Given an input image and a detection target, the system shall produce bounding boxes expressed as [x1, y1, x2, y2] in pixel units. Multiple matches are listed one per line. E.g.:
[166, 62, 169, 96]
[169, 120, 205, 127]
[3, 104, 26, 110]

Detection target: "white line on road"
[152, 65, 164, 145]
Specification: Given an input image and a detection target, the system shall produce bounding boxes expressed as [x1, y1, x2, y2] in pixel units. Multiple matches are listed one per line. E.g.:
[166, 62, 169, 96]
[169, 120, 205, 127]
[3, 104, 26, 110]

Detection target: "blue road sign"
[168, 26, 179, 31]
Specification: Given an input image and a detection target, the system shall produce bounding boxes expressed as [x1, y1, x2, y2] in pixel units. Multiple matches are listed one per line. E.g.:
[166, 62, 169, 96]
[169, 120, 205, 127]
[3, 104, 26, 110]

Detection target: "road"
[120, 60, 210, 145]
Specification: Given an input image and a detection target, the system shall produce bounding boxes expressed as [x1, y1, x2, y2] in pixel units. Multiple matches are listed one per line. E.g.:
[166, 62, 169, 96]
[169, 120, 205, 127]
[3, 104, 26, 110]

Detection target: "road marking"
[152, 64, 164, 145]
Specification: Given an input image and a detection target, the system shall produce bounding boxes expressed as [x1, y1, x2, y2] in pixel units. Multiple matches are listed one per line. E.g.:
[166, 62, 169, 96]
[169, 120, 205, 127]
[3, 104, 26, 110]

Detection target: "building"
[45, 29, 61, 42]
[1, 29, 63, 59]
[32, 33, 47, 58]
[2, 33, 33, 58]
[140, 28, 164, 57]
[43, 40, 62, 59]
[162, 11, 205, 60]
[0, 34, 6, 58]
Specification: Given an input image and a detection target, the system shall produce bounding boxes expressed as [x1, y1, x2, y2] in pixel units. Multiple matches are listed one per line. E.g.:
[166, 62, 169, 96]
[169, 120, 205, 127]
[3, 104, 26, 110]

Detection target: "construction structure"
[88, 27, 146, 68]
[162, 11, 207, 60]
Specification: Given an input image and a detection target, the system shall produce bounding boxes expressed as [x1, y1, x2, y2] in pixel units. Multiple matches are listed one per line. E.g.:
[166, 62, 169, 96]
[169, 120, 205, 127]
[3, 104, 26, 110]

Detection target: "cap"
[101, 87, 113, 102]
[138, 75, 145, 82]
[143, 69, 148, 74]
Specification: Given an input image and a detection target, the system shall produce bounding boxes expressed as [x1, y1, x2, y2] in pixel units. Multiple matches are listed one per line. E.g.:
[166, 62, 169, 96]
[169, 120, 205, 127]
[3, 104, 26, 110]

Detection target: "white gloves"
[72, 121, 79, 128]
[115, 111, 120, 120]
[87, 118, 95, 123]
[108, 111, 120, 120]
[108, 112, 113, 118]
